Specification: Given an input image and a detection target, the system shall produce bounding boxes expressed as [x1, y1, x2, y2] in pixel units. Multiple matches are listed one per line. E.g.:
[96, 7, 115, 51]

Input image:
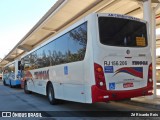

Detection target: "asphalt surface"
[0, 80, 159, 120]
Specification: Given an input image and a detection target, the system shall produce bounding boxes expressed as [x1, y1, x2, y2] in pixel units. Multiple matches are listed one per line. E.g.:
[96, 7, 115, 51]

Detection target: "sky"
[0, 0, 160, 59]
[0, 0, 57, 59]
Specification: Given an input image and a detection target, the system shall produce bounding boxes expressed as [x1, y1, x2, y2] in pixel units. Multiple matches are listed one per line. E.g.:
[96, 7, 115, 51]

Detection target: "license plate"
[123, 82, 134, 88]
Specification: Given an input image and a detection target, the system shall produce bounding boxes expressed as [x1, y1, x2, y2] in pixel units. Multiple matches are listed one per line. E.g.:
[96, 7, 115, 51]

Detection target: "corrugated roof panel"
[44, 0, 97, 31]
[25, 29, 53, 46]
[0, 0, 159, 66]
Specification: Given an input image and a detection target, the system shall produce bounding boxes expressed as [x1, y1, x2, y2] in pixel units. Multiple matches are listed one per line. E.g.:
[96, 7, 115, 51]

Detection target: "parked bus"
[20, 13, 153, 104]
[3, 59, 22, 87]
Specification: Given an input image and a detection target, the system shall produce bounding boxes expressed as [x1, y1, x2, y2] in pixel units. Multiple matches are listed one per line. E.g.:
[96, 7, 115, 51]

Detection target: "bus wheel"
[47, 83, 58, 105]
[10, 82, 13, 88]
[3, 80, 6, 86]
[24, 81, 31, 94]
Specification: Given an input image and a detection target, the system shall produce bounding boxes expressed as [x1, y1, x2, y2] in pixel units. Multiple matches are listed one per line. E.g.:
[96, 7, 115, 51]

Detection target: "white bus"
[3, 59, 22, 87]
[20, 13, 153, 104]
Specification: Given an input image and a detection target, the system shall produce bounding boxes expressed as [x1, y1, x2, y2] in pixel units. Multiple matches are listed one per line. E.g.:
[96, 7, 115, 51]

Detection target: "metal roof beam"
[135, 0, 160, 3]
[5, 58, 14, 62]
[126, 7, 141, 16]
[18, 44, 32, 52]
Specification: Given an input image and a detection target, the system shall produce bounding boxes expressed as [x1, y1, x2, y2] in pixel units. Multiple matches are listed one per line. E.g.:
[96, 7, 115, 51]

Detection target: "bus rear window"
[98, 17, 148, 47]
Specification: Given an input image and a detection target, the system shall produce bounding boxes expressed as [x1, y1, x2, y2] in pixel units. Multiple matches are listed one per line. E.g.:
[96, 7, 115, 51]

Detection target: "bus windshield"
[98, 17, 148, 47]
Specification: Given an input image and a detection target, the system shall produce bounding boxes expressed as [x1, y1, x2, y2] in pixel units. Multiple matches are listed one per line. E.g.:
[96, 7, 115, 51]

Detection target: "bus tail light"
[148, 63, 153, 85]
[94, 63, 106, 90]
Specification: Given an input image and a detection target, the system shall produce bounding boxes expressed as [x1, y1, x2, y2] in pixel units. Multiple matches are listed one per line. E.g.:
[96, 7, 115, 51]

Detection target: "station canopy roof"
[0, 0, 160, 67]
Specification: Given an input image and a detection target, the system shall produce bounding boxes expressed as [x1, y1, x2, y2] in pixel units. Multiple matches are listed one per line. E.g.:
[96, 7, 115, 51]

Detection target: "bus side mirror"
[22, 66, 24, 70]
[18, 65, 21, 70]
[18, 64, 24, 70]
[21, 65, 24, 70]
[18, 61, 21, 70]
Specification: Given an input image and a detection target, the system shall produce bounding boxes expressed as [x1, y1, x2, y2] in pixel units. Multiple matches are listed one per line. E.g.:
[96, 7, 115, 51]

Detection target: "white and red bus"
[20, 13, 153, 104]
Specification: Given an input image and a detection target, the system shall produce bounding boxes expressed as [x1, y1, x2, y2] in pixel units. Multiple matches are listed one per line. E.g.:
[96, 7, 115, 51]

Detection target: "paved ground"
[0, 80, 159, 120]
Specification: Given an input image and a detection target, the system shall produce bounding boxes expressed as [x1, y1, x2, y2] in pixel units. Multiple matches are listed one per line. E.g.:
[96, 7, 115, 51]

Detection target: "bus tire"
[24, 81, 31, 94]
[3, 80, 6, 86]
[10, 82, 13, 88]
[125, 98, 131, 101]
[47, 83, 58, 105]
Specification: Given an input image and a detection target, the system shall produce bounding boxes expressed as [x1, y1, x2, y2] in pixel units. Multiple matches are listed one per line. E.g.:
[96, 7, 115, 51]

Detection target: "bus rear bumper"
[91, 85, 153, 103]
[11, 79, 21, 86]
[5, 79, 10, 85]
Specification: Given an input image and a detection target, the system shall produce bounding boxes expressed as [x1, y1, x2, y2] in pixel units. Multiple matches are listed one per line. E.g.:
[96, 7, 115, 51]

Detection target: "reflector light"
[103, 96, 109, 98]
[148, 90, 153, 93]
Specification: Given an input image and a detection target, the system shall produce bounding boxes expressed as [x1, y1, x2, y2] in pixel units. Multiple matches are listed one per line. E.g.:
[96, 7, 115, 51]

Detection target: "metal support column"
[152, 8, 157, 98]
[150, 1, 160, 98]
[153, 1, 160, 96]
[143, 0, 152, 44]
[143, 0, 157, 99]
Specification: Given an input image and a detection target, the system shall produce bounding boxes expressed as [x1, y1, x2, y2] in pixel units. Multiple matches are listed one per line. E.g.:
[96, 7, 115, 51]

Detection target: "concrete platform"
[130, 91, 160, 109]
[132, 96, 160, 104]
